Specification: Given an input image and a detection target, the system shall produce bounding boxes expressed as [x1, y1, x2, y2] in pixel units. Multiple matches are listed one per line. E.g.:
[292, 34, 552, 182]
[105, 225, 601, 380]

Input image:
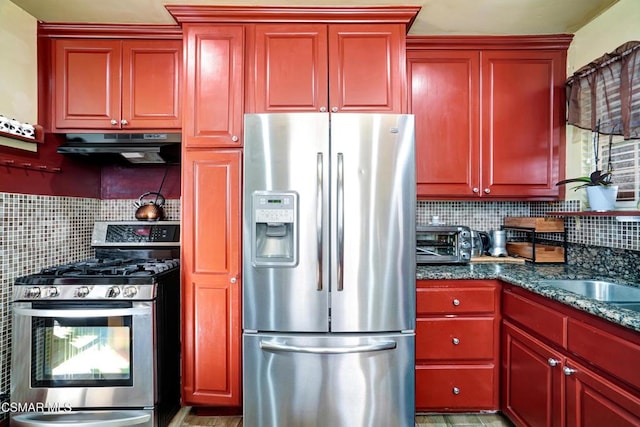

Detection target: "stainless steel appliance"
[416, 225, 472, 264]
[243, 113, 416, 427]
[57, 133, 181, 164]
[10, 221, 181, 427]
[489, 229, 509, 257]
[471, 230, 491, 258]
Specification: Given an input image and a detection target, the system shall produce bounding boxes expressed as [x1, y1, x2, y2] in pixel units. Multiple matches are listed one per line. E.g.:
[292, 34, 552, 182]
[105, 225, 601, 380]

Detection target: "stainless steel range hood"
[58, 133, 181, 164]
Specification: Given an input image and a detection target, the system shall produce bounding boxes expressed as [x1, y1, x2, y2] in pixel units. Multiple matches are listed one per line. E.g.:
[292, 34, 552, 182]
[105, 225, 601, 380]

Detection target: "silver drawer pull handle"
[452, 298, 460, 306]
[548, 358, 560, 367]
[452, 337, 460, 345]
[563, 366, 577, 376]
[452, 387, 460, 395]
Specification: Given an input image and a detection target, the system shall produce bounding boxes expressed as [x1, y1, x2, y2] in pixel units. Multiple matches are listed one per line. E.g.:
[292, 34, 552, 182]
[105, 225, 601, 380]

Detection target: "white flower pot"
[586, 185, 618, 211]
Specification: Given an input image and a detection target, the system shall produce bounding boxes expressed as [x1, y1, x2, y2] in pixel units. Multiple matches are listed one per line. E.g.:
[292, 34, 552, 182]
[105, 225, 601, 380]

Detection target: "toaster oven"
[416, 225, 472, 264]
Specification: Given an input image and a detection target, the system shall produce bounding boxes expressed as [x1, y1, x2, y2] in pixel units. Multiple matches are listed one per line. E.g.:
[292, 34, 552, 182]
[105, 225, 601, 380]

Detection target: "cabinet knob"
[452, 387, 460, 395]
[472, 187, 479, 193]
[452, 337, 460, 345]
[331, 107, 338, 113]
[484, 188, 491, 194]
[320, 106, 327, 112]
[547, 358, 560, 367]
[120, 119, 128, 126]
[563, 366, 577, 376]
[110, 119, 118, 125]
[230, 277, 237, 284]
[232, 135, 239, 142]
[452, 298, 460, 306]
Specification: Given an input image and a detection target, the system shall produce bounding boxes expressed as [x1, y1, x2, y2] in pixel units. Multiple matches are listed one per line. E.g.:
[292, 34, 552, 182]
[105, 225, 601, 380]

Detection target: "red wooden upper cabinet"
[480, 49, 565, 199]
[407, 50, 480, 198]
[183, 25, 244, 148]
[249, 23, 405, 113]
[53, 39, 181, 131]
[407, 36, 572, 200]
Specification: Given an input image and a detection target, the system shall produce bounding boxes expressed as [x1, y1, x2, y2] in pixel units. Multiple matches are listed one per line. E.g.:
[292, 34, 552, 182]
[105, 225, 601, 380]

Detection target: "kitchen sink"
[538, 279, 640, 303]
[611, 302, 640, 313]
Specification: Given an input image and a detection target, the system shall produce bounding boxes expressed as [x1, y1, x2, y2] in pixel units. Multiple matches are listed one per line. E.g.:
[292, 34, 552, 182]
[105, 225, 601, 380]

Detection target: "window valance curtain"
[566, 41, 640, 140]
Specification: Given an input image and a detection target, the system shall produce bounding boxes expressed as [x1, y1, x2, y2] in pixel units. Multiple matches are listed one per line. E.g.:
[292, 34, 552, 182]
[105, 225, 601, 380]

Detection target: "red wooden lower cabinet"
[502, 321, 563, 426]
[415, 280, 500, 412]
[566, 359, 640, 427]
[502, 285, 640, 427]
[181, 150, 242, 406]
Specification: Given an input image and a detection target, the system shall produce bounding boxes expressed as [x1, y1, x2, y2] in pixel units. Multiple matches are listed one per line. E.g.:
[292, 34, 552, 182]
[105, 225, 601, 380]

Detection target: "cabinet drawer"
[567, 318, 640, 390]
[417, 285, 497, 314]
[416, 365, 496, 410]
[503, 290, 566, 347]
[416, 318, 495, 360]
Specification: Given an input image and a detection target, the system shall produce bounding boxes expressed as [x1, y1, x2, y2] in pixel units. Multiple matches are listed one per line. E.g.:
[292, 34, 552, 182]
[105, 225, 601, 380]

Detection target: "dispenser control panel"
[251, 191, 298, 267]
[255, 195, 295, 223]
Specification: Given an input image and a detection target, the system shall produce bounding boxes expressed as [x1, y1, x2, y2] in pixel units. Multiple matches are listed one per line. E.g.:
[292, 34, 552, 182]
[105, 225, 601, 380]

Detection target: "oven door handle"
[13, 306, 149, 318]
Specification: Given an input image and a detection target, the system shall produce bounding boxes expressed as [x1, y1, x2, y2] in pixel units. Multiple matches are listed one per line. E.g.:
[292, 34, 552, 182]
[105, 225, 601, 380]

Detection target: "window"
[600, 134, 639, 203]
[567, 41, 640, 206]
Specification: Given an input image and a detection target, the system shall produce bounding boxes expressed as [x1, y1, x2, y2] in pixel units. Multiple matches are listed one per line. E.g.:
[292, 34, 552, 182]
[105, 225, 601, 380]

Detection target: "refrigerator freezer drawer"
[243, 332, 415, 427]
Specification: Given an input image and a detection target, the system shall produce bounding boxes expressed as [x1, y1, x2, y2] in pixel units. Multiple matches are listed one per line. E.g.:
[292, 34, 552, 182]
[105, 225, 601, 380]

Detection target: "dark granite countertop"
[417, 263, 640, 333]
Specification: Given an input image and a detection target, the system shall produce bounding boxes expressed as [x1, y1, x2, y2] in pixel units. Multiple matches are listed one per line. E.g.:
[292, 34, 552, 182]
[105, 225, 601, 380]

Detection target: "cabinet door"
[407, 50, 480, 198]
[329, 24, 405, 113]
[251, 24, 328, 112]
[183, 25, 244, 147]
[54, 39, 121, 130]
[181, 150, 242, 406]
[502, 321, 563, 427]
[481, 50, 564, 198]
[565, 359, 640, 427]
[121, 40, 182, 129]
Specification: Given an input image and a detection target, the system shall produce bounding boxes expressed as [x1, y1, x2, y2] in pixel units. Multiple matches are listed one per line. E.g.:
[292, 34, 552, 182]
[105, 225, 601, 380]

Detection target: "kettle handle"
[137, 191, 166, 207]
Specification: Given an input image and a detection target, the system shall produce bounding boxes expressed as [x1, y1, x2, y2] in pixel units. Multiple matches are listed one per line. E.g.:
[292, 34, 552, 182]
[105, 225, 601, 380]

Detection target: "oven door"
[11, 301, 155, 409]
[416, 230, 465, 264]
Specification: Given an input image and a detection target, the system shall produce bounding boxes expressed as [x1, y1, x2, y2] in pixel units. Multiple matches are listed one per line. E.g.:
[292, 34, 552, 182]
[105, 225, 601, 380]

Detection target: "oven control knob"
[44, 286, 59, 298]
[75, 286, 90, 298]
[25, 287, 41, 298]
[123, 286, 138, 298]
[106, 286, 121, 298]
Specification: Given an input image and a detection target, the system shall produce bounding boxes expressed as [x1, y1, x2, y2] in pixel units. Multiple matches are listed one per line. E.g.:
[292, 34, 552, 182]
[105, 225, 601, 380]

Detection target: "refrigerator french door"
[243, 113, 416, 427]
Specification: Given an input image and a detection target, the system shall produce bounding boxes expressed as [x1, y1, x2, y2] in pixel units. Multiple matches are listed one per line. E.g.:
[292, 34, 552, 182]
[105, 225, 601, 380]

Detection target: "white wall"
[0, 0, 37, 123]
[564, 0, 640, 200]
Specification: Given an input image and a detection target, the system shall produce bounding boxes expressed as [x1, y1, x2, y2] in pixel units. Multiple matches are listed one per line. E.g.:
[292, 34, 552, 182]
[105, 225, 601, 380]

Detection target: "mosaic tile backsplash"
[1, 193, 638, 414]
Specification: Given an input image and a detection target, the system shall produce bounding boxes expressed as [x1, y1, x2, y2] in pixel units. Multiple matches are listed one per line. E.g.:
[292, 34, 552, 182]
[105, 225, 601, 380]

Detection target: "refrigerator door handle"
[337, 152, 344, 291]
[259, 340, 397, 354]
[317, 152, 323, 291]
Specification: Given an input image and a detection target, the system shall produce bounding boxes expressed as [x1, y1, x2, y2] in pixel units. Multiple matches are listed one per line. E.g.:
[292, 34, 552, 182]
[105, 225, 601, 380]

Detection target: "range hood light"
[121, 152, 165, 164]
[121, 152, 146, 159]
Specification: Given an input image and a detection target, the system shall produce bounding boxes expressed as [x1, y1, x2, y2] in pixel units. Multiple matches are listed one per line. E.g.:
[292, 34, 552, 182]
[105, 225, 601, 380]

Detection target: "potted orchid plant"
[556, 124, 618, 211]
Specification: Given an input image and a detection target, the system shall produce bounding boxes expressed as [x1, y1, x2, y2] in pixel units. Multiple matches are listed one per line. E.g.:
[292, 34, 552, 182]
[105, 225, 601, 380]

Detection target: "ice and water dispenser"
[251, 191, 298, 266]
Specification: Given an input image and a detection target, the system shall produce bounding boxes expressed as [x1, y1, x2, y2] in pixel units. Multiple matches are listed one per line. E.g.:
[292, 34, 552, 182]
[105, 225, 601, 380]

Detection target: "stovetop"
[37, 257, 180, 277]
[13, 221, 181, 302]
[14, 257, 180, 301]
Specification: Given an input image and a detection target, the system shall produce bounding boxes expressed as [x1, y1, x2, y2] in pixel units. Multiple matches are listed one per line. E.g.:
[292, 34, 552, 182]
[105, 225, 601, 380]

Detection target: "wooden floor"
[170, 407, 514, 426]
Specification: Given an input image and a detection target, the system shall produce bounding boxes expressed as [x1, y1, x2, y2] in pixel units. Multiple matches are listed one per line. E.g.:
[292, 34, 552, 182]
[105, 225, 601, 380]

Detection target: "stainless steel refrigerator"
[242, 113, 416, 427]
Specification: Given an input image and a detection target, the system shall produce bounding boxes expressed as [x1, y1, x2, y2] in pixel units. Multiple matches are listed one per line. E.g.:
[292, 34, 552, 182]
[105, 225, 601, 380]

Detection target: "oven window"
[417, 233, 458, 257]
[31, 315, 133, 387]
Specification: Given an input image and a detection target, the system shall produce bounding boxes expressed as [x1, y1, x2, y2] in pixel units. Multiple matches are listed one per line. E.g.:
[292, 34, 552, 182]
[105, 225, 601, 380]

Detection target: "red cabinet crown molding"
[407, 34, 573, 51]
[38, 23, 182, 39]
[166, 5, 420, 33]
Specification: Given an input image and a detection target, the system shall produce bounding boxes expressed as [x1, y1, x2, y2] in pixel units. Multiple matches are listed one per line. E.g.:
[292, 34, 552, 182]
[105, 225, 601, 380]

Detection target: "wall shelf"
[0, 124, 44, 144]
[546, 211, 640, 216]
[546, 211, 640, 222]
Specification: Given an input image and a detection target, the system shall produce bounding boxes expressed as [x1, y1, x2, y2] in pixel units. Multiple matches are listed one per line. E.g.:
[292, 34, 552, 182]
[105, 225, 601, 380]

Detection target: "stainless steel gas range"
[10, 221, 181, 427]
